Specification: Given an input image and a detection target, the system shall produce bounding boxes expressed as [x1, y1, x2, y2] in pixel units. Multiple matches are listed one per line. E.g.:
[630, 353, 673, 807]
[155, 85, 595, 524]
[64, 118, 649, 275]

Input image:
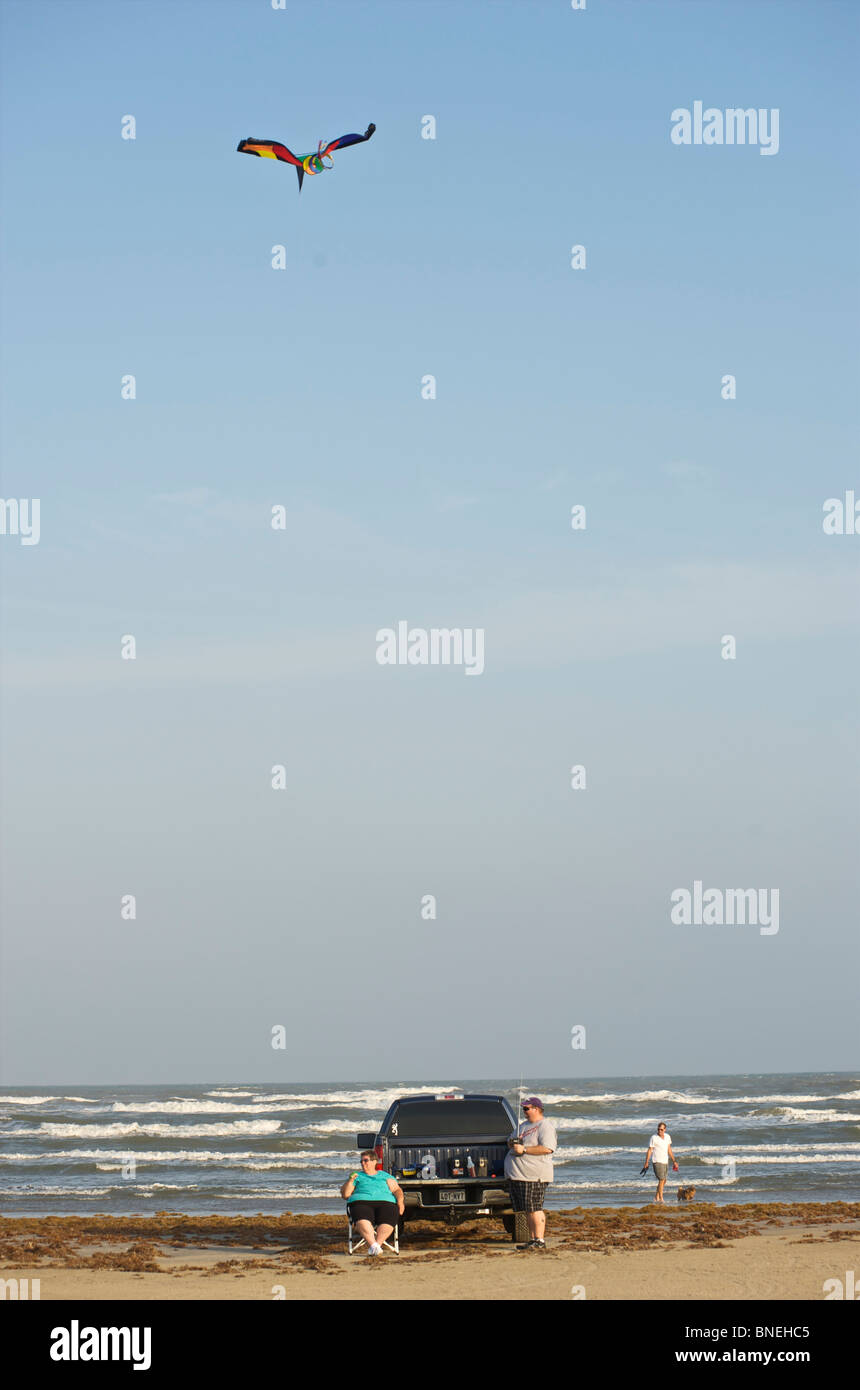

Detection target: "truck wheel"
[503, 1212, 529, 1243]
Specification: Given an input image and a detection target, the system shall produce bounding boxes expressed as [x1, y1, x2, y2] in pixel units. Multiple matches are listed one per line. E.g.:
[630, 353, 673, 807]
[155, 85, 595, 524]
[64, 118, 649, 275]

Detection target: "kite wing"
[320, 123, 376, 159]
[236, 138, 302, 167]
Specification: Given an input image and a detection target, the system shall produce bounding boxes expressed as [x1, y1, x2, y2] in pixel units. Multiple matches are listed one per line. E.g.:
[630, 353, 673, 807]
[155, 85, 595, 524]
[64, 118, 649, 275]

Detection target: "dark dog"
[677, 1185, 696, 1202]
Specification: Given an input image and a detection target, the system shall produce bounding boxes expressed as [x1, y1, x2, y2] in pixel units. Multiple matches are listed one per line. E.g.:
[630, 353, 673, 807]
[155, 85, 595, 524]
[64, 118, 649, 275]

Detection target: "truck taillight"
[374, 1144, 384, 1170]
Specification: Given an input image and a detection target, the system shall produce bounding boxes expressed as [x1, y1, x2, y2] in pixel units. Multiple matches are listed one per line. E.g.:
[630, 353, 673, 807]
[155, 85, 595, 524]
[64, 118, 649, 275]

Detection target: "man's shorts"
[347, 1201, 400, 1226]
[653, 1162, 668, 1181]
[508, 1180, 548, 1212]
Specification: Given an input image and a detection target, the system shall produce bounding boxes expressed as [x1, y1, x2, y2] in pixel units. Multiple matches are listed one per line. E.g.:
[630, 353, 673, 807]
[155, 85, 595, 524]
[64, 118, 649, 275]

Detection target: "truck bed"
[389, 1141, 508, 1180]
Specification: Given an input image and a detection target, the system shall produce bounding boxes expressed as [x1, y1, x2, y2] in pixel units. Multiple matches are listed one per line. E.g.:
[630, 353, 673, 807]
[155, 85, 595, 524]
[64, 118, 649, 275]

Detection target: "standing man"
[505, 1096, 558, 1251]
[640, 1122, 679, 1203]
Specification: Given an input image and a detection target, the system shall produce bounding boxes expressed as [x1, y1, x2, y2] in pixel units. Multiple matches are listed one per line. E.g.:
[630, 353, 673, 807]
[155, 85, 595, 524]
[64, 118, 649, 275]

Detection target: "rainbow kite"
[237, 123, 376, 192]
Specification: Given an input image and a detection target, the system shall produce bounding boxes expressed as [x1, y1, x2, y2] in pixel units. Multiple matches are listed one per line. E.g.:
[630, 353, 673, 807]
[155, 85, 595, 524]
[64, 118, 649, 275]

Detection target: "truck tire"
[503, 1212, 529, 1244]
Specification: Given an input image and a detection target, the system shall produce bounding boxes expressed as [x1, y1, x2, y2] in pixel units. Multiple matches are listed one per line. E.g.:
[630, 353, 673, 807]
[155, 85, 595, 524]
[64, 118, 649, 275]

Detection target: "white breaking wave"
[523, 1141, 860, 1161]
[233, 1086, 455, 1109]
[540, 1090, 704, 1105]
[175, 1188, 340, 1200]
[772, 1108, 860, 1123]
[133, 1183, 198, 1192]
[539, 1090, 860, 1107]
[0, 1184, 327, 1200]
[2, 1147, 345, 1165]
[3, 1186, 115, 1197]
[556, 1146, 641, 1159]
[551, 1176, 740, 1190]
[0, 1095, 64, 1105]
[299, 1119, 365, 1135]
[111, 1100, 287, 1115]
[694, 1142, 860, 1154]
[262, 1088, 430, 1108]
[11, 1120, 284, 1139]
[203, 1090, 262, 1098]
[742, 1093, 860, 1104]
[697, 1153, 860, 1166]
[553, 1114, 737, 1131]
[0, 1095, 95, 1105]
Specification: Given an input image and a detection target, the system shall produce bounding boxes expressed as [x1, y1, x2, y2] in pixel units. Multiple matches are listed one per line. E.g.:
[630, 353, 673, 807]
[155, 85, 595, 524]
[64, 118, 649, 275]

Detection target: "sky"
[0, 0, 857, 1084]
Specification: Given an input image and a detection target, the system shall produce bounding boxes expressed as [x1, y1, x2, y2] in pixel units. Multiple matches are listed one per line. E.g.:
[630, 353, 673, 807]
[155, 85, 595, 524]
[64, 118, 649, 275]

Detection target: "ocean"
[1, 1072, 858, 1216]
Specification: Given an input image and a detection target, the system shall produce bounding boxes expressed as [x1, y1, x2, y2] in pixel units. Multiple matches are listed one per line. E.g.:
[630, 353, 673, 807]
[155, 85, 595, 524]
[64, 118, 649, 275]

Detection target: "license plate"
[439, 1189, 466, 1203]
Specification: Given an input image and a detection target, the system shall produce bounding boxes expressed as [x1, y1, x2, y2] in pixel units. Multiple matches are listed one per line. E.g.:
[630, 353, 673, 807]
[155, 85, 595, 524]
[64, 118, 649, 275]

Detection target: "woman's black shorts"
[347, 1201, 400, 1227]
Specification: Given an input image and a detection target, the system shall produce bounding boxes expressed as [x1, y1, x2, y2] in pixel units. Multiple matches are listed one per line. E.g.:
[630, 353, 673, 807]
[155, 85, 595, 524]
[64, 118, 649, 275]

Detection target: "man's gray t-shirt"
[504, 1117, 558, 1182]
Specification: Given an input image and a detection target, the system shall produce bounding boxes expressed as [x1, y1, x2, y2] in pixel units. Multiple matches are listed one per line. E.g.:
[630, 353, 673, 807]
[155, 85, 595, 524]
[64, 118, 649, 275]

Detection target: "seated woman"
[341, 1151, 404, 1255]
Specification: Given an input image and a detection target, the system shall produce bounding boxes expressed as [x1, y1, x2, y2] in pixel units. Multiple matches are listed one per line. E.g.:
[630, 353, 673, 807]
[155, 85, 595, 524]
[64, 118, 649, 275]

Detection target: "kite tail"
[296, 166, 304, 193]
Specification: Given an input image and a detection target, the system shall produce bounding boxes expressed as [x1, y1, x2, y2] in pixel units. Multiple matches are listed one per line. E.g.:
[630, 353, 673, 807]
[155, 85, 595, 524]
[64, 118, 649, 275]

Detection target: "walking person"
[505, 1097, 558, 1250]
[640, 1122, 679, 1203]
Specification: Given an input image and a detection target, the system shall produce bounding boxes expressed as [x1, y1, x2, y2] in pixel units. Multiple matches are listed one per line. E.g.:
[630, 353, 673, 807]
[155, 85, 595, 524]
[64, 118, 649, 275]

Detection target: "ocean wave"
[553, 1114, 736, 1131]
[173, 1188, 339, 1200]
[1, 1147, 346, 1165]
[2, 1185, 115, 1197]
[264, 1088, 427, 1108]
[203, 1090, 262, 1098]
[237, 1087, 458, 1109]
[91, 1161, 284, 1173]
[731, 1093, 860, 1105]
[0, 1184, 327, 1201]
[299, 1119, 365, 1135]
[92, 1155, 346, 1172]
[540, 1090, 706, 1105]
[539, 1091, 860, 1108]
[556, 1146, 640, 1159]
[0, 1095, 95, 1105]
[694, 1142, 860, 1154]
[111, 1100, 286, 1115]
[551, 1176, 740, 1190]
[696, 1153, 860, 1166]
[771, 1108, 860, 1123]
[11, 1120, 284, 1139]
[133, 1187, 199, 1194]
[0, 1095, 62, 1105]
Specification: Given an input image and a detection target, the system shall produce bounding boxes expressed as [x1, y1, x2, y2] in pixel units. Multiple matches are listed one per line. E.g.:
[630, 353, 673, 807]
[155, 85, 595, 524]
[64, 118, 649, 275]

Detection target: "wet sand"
[1, 1203, 857, 1301]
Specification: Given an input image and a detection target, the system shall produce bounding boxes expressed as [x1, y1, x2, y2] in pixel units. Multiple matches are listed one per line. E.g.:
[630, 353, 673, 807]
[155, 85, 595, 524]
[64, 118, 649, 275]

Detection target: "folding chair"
[348, 1211, 400, 1255]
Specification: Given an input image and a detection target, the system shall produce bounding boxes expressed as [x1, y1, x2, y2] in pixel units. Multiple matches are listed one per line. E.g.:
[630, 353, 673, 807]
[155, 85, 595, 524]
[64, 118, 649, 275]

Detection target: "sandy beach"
[2, 1202, 857, 1301]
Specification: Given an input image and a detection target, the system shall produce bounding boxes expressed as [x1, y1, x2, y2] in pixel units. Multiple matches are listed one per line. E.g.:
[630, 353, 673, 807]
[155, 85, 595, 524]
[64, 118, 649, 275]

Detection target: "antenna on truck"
[513, 1070, 523, 1139]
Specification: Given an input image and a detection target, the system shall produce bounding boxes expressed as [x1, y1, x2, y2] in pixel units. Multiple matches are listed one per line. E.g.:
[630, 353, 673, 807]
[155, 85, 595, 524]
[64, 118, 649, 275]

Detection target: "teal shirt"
[349, 1168, 398, 1204]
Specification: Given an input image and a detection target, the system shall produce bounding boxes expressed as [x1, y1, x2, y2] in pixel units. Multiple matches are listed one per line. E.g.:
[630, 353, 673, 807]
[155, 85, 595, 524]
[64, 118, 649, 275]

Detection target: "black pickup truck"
[357, 1091, 529, 1243]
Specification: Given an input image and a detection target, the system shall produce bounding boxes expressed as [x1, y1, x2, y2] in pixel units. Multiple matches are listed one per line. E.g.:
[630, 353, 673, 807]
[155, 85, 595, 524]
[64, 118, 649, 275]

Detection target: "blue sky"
[1, 0, 858, 1083]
